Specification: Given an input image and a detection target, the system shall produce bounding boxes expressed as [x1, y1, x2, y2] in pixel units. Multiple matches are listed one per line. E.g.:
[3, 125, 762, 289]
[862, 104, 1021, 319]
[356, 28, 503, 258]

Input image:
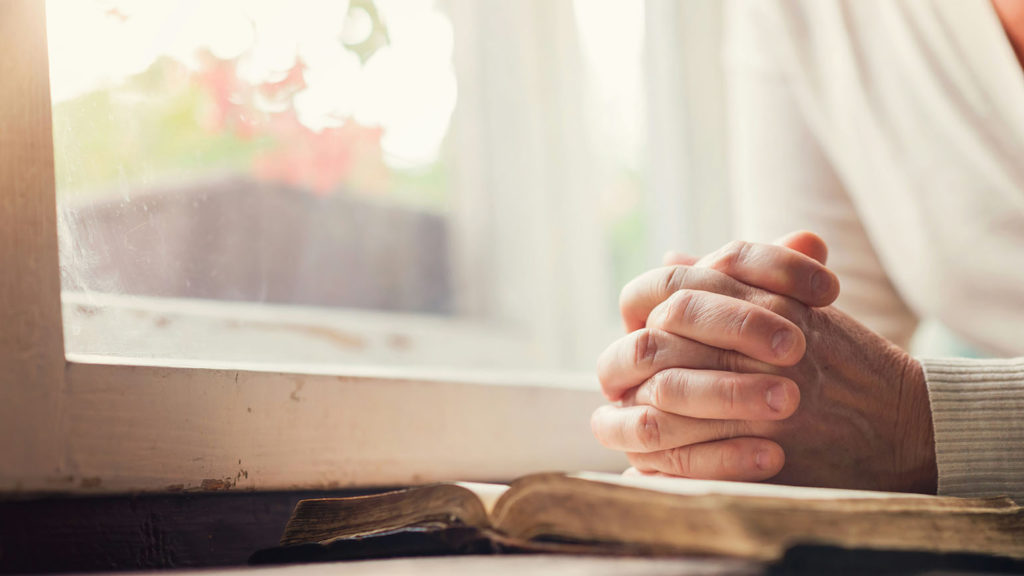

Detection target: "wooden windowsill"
[17, 355, 621, 495]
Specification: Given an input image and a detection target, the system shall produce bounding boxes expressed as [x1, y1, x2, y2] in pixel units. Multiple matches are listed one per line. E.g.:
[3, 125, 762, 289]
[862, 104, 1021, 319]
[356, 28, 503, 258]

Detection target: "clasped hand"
[591, 232, 937, 493]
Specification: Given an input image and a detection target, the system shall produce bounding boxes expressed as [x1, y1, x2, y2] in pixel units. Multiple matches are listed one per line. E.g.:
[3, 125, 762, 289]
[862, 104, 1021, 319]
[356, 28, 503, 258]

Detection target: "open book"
[254, 472, 1024, 564]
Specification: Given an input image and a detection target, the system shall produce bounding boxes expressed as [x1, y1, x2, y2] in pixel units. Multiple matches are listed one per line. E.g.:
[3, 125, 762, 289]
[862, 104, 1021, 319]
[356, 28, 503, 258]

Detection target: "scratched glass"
[48, 0, 649, 369]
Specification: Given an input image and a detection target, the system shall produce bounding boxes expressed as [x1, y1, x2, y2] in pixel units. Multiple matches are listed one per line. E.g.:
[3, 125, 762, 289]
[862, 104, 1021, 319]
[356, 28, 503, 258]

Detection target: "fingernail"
[754, 449, 771, 470]
[765, 382, 789, 413]
[811, 270, 832, 295]
[771, 329, 795, 358]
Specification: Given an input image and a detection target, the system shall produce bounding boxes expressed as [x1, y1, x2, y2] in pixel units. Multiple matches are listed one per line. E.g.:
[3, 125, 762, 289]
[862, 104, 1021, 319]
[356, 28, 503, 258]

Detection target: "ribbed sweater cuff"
[921, 357, 1024, 502]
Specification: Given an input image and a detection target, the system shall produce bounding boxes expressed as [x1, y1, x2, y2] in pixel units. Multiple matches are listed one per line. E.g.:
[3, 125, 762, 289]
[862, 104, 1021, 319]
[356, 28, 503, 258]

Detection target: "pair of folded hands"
[591, 231, 937, 494]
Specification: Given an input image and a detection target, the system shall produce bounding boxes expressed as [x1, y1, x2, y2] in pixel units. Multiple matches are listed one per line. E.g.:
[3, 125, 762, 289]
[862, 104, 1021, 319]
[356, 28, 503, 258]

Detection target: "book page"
[572, 471, 930, 500]
[455, 482, 510, 515]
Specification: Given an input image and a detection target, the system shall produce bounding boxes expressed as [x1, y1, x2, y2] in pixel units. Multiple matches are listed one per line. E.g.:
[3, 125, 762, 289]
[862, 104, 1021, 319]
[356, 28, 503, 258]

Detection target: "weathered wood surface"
[62, 292, 541, 369]
[0, 0, 67, 491]
[57, 359, 621, 493]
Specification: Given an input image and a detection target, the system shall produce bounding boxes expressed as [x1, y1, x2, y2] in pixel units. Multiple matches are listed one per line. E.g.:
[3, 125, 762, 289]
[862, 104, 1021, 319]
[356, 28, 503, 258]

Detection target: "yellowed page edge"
[572, 471, 931, 500]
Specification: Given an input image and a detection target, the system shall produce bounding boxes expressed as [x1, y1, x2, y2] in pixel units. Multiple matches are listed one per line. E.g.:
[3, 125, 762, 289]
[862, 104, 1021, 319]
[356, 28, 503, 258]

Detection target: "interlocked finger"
[646, 289, 806, 365]
[590, 404, 752, 453]
[597, 328, 776, 401]
[626, 437, 785, 481]
[621, 368, 800, 420]
[698, 239, 839, 308]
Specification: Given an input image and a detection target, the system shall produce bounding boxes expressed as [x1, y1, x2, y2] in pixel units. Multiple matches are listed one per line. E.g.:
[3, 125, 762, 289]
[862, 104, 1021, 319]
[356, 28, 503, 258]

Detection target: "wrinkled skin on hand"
[590, 232, 937, 493]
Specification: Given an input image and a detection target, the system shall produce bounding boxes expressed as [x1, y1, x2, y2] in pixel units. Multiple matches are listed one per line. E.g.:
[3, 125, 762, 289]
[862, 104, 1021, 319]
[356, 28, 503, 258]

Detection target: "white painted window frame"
[0, 1, 625, 495]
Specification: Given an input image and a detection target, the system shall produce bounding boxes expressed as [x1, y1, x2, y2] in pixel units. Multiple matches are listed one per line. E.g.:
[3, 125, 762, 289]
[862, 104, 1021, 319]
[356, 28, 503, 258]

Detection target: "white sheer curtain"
[446, 0, 733, 369]
[645, 0, 730, 260]
[448, 0, 612, 369]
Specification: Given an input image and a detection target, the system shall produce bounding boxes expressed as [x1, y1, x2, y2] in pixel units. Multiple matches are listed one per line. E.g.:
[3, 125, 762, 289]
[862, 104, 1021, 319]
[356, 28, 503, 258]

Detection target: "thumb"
[662, 250, 698, 266]
[774, 230, 829, 265]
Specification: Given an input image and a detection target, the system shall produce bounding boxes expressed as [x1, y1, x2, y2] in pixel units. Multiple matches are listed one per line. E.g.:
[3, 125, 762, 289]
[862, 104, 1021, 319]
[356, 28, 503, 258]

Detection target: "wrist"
[894, 354, 937, 494]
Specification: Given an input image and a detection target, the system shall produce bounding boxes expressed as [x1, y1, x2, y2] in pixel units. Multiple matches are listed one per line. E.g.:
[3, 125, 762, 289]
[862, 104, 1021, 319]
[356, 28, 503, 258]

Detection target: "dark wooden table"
[81, 556, 762, 576]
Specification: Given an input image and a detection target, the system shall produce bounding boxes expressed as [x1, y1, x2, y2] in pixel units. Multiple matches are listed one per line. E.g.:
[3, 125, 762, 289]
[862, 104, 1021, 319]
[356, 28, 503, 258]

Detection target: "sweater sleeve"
[921, 357, 1024, 501]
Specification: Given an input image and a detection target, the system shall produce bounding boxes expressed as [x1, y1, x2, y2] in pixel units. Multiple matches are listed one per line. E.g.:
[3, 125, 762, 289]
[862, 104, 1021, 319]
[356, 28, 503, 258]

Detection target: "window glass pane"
[48, 0, 651, 370]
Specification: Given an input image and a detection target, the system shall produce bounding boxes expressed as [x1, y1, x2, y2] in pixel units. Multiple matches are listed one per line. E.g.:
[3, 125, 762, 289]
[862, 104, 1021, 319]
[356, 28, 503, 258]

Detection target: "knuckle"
[661, 289, 699, 326]
[750, 290, 783, 315]
[710, 240, 751, 275]
[755, 291, 809, 326]
[788, 299, 813, 326]
[647, 369, 685, 411]
[730, 305, 757, 339]
[660, 265, 691, 296]
[723, 376, 739, 414]
[646, 372, 665, 409]
[619, 386, 640, 408]
[716, 419, 750, 440]
[633, 328, 661, 370]
[668, 446, 694, 477]
[635, 407, 663, 451]
[715, 346, 741, 373]
[719, 442, 742, 473]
